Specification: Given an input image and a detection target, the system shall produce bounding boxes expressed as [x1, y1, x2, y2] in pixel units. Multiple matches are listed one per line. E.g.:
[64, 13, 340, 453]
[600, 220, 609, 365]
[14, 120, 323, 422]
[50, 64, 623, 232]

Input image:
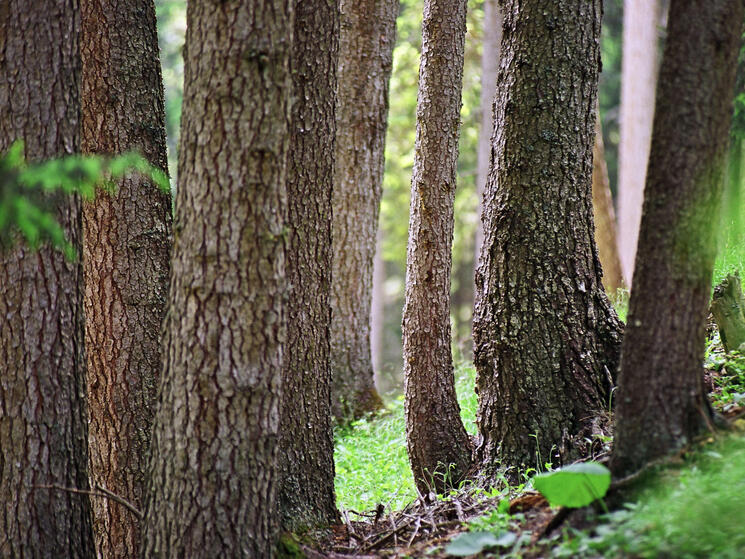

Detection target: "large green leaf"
[445, 531, 516, 556]
[533, 462, 611, 508]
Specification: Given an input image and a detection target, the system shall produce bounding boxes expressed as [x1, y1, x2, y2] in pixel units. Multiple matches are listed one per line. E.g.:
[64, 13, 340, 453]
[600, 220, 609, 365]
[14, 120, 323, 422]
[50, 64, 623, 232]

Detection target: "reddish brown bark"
[80, 0, 172, 556]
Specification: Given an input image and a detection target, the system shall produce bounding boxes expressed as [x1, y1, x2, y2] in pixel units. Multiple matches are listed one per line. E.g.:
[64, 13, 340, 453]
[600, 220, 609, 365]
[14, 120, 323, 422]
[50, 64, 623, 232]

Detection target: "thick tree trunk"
[474, 0, 502, 261]
[593, 115, 625, 294]
[473, 0, 623, 475]
[80, 1, 172, 556]
[330, 0, 398, 423]
[0, 2, 96, 557]
[278, 0, 340, 530]
[617, 0, 662, 286]
[611, 0, 743, 478]
[402, 0, 472, 495]
[140, 0, 292, 555]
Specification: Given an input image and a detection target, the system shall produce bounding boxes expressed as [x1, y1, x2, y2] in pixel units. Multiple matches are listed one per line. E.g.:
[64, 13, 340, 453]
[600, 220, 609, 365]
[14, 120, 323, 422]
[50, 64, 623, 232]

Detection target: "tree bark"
[617, 0, 662, 286]
[611, 0, 743, 478]
[278, 0, 340, 530]
[402, 0, 472, 495]
[330, 0, 398, 423]
[474, 0, 502, 262]
[0, 1, 96, 557]
[711, 274, 745, 353]
[140, 0, 292, 555]
[80, 1, 172, 556]
[473, 0, 623, 475]
[593, 114, 625, 294]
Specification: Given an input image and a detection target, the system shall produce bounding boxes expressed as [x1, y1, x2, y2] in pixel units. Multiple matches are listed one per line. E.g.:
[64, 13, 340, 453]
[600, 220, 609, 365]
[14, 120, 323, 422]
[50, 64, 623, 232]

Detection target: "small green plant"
[446, 530, 517, 556]
[533, 462, 611, 509]
[0, 140, 169, 259]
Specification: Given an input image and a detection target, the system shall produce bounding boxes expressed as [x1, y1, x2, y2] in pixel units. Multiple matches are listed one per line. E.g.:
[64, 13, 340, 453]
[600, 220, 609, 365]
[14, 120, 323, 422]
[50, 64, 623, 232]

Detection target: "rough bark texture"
[592, 115, 625, 294]
[611, 0, 743, 479]
[80, 1, 172, 556]
[711, 274, 745, 352]
[402, 0, 472, 494]
[140, 0, 292, 556]
[0, 1, 96, 557]
[278, 0, 339, 530]
[330, 0, 398, 423]
[617, 0, 662, 285]
[473, 0, 623, 475]
[474, 0, 502, 261]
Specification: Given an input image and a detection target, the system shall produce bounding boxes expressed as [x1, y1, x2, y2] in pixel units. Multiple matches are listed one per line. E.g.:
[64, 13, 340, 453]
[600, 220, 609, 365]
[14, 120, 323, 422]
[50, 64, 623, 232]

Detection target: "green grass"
[554, 434, 745, 559]
[334, 361, 478, 513]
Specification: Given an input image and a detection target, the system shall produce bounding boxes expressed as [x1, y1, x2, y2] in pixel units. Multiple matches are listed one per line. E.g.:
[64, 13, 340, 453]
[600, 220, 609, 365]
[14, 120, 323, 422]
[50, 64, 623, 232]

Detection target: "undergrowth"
[334, 361, 478, 513]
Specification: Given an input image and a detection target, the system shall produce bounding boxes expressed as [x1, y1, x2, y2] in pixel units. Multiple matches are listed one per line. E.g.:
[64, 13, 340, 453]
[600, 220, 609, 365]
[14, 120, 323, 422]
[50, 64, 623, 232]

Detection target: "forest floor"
[292, 318, 745, 558]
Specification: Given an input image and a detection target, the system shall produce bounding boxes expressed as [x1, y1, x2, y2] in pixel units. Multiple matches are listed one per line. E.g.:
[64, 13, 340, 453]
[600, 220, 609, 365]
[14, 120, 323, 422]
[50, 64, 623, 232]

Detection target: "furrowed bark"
[80, 0, 172, 555]
[0, 1, 96, 556]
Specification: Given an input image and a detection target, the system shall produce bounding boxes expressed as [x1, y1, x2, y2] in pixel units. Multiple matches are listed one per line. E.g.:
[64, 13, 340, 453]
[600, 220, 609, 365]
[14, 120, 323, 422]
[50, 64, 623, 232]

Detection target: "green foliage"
[710, 350, 745, 409]
[334, 363, 478, 513]
[446, 530, 516, 556]
[554, 435, 745, 558]
[533, 462, 611, 508]
[0, 140, 169, 259]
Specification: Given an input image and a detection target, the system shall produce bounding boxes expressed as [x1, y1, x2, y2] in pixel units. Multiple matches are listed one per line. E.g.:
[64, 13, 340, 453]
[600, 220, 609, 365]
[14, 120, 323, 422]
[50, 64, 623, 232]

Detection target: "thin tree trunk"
[473, 0, 623, 475]
[611, 0, 743, 478]
[278, 0, 340, 530]
[474, 0, 502, 262]
[330, 0, 398, 423]
[617, 0, 662, 286]
[0, 1, 96, 557]
[140, 0, 293, 555]
[593, 115, 624, 294]
[371, 232, 385, 375]
[80, 1, 172, 556]
[402, 0, 472, 495]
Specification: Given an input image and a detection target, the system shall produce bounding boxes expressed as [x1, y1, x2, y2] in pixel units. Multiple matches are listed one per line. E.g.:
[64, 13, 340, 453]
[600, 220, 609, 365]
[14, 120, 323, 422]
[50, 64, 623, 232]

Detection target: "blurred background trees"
[153, 0, 628, 395]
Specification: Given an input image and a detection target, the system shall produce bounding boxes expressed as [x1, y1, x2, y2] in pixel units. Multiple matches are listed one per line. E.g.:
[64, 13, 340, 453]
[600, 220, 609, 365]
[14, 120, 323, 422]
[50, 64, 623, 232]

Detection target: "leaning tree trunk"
[0, 1, 96, 557]
[402, 0, 472, 495]
[80, 0, 172, 556]
[278, 0, 340, 530]
[593, 114, 625, 294]
[330, 0, 398, 423]
[617, 0, 662, 286]
[140, 0, 293, 555]
[473, 0, 623, 475]
[611, 0, 743, 478]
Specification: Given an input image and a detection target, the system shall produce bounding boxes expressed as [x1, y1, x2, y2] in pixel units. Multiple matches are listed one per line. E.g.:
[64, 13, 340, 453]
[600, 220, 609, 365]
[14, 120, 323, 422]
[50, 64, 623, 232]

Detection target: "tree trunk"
[371, 232, 385, 374]
[474, 0, 502, 262]
[593, 114, 625, 294]
[611, 0, 743, 479]
[330, 0, 398, 423]
[80, 1, 172, 556]
[278, 0, 340, 530]
[711, 274, 745, 353]
[402, 0, 472, 495]
[617, 0, 662, 286]
[0, 2, 96, 557]
[473, 0, 623, 475]
[140, 0, 292, 555]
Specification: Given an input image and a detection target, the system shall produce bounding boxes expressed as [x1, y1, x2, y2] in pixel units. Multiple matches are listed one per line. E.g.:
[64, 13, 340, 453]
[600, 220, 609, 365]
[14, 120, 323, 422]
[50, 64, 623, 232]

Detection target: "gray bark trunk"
[140, 0, 292, 555]
[330, 0, 398, 423]
[611, 0, 743, 478]
[473, 0, 623, 475]
[402, 0, 472, 495]
[278, 0, 340, 530]
[0, 1, 96, 556]
[80, 0, 172, 555]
